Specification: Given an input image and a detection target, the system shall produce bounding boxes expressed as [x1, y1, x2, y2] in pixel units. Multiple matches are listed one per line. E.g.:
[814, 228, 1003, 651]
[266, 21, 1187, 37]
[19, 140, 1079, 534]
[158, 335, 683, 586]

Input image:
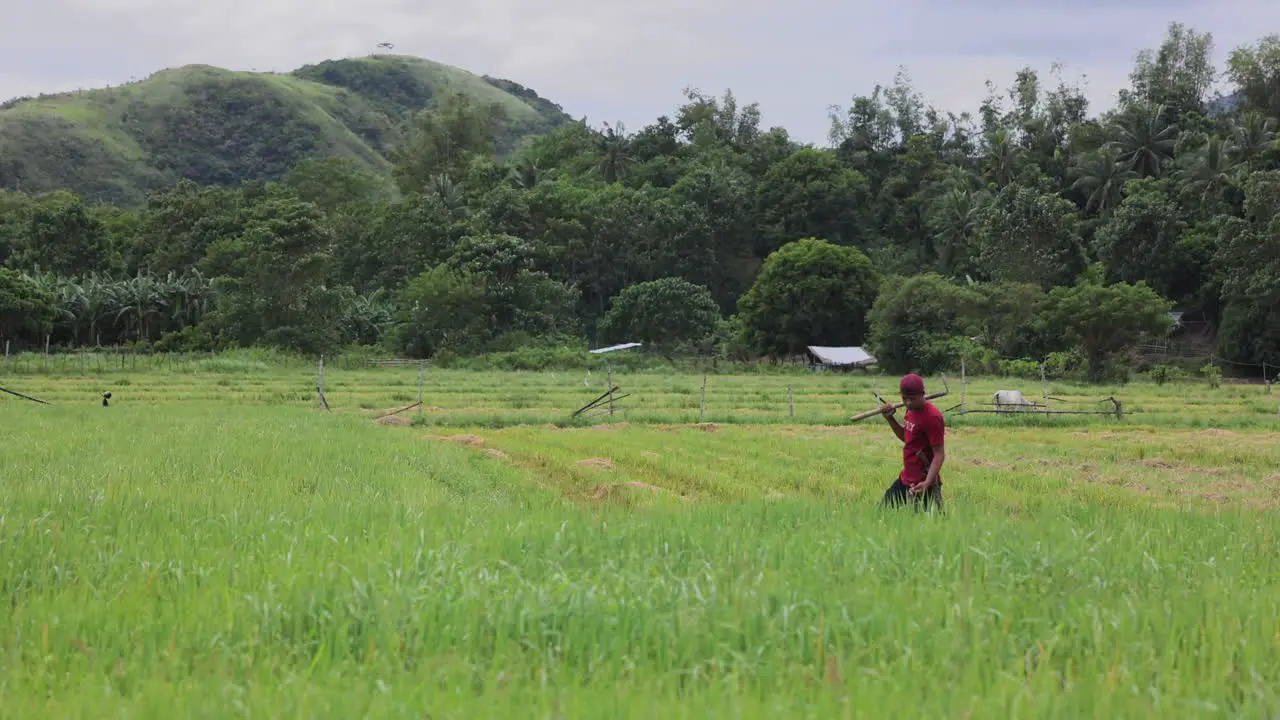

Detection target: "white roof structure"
[589, 342, 642, 354]
[807, 346, 877, 367]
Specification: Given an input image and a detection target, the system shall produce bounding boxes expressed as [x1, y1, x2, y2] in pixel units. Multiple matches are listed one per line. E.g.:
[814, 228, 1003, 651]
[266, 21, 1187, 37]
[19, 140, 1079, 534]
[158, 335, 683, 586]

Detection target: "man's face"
[901, 391, 926, 410]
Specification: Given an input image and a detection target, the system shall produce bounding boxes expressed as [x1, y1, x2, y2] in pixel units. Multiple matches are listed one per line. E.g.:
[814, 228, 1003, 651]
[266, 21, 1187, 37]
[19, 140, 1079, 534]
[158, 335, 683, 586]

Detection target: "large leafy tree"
[199, 194, 343, 352]
[974, 179, 1088, 289]
[1225, 35, 1280, 120]
[0, 268, 57, 345]
[1037, 269, 1174, 380]
[755, 149, 870, 253]
[391, 92, 506, 194]
[597, 277, 721, 351]
[866, 273, 984, 374]
[0, 190, 32, 268]
[394, 234, 578, 358]
[11, 191, 120, 276]
[1214, 171, 1280, 365]
[1092, 178, 1188, 297]
[736, 237, 882, 358]
[1123, 22, 1217, 121]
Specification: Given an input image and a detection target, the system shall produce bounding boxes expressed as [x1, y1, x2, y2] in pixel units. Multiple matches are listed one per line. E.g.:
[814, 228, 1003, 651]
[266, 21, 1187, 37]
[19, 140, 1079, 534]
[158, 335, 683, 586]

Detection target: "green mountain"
[0, 55, 574, 206]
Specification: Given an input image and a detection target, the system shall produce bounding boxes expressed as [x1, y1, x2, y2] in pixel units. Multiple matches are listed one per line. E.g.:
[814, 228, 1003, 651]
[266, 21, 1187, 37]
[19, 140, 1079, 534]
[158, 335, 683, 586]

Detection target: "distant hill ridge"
[0, 54, 575, 205]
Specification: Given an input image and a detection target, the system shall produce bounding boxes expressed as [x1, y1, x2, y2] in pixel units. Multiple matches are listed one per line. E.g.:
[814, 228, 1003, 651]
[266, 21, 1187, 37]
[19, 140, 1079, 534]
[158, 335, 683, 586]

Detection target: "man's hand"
[912, 444, 945, 494]
[882, 402, 905, 441]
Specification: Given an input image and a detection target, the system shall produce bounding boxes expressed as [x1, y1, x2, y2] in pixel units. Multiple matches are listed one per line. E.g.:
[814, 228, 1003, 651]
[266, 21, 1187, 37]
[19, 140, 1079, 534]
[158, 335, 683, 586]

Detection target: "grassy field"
[2, 358, 1279, 717]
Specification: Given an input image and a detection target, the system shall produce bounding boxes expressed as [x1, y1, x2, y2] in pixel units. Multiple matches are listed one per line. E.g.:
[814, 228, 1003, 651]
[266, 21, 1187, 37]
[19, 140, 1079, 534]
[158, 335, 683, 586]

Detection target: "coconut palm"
[506, 157, 543, 189]
[593, 122, 635, 183]
[1069, 147, 1138, 215]
[981, 128, 1020, 187]
[429, 173, 463, 208]
[1106, 103, 1177, 177]
[927, 188, 988, 275]
[1228, 111, 1276, 171]
[1175, 134, 1244, 207]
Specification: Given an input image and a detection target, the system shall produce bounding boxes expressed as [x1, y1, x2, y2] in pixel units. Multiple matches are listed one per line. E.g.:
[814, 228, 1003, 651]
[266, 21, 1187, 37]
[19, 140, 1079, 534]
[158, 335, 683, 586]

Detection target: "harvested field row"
[7, 367, 1279, 429]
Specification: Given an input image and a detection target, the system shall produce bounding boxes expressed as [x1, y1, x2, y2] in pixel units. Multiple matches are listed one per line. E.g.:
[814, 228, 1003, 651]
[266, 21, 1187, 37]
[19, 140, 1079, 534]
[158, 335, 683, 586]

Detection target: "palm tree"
[428, 173, 463, 208]
[1069, 147, 1137, 215]
[593, 121, 634, 183]
[927, 188, 987, 275]
[1106, 103, 1177, 177]
[1175, 134, 1243, 207]
[506, 157, 543, 189]
[1228, 111, 1276, 171]
[980, 128, 1021, 187]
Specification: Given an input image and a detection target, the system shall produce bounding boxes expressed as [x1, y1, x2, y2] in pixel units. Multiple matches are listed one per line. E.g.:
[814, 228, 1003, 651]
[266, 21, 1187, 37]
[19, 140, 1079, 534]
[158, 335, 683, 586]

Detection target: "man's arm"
[880, 404, 905, 442]
[911, 414, 946, 493]
[921, 444, 945, 488]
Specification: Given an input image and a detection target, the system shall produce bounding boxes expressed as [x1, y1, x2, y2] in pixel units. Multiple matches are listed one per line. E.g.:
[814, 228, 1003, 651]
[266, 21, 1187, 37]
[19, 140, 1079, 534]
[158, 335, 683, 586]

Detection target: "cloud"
[4, 0, 1280, 144]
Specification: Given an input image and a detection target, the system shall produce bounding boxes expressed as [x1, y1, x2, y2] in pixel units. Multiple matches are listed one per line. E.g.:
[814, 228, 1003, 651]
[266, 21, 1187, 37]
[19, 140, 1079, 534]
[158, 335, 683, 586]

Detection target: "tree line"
[1, 23, 1278, 380]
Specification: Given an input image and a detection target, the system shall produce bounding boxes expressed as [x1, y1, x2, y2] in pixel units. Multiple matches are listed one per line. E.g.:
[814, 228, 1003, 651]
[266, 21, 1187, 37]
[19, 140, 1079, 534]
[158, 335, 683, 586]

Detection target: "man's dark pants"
[881, 478, 944, 512]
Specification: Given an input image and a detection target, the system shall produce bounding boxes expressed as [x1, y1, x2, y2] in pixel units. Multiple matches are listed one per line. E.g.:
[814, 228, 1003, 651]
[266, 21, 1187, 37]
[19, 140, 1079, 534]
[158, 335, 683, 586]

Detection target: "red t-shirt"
[901, 402, 945, 486]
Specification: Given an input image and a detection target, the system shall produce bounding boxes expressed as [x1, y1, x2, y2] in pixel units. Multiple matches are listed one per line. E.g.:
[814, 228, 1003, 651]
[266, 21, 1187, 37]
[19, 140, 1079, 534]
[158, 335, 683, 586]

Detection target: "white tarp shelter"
[806, 346, 877, 368]
[589, 342, 642, 354]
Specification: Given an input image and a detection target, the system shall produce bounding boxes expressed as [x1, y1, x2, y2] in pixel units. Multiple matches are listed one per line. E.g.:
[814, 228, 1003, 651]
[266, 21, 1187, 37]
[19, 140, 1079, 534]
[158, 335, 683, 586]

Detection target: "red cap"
[900, 373, 926, 395]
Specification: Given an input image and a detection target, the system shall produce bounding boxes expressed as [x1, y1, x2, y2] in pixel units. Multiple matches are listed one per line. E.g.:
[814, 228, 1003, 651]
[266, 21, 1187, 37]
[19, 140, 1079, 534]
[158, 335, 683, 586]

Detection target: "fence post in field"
[4, 340, 9, 371]
[788, 384, 794, 417]
[700, 374, 707, 421]
[1041, 363, 1049, 411]
[1265, 361, 1271, 394]
[960, 357, 967, 413]
[417, 362, 426, 418]
[607, 362, 614, 416]
[318, 355, 326, 409]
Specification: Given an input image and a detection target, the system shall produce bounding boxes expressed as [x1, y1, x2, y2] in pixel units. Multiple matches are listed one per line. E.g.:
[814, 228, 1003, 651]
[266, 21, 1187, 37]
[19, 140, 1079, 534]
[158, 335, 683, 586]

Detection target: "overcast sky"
[4, 0, 1278, 145]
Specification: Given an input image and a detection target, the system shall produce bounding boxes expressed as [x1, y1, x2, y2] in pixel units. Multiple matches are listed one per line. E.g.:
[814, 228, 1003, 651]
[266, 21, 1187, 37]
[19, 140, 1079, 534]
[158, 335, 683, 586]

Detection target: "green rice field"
[2, 355, 1279, 717]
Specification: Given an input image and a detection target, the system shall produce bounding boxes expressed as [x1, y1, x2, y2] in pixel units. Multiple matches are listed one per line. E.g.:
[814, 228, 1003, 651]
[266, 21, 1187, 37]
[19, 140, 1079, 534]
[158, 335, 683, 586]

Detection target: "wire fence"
[0, 342, 1274, 394]
[4, 350, 1276, 427]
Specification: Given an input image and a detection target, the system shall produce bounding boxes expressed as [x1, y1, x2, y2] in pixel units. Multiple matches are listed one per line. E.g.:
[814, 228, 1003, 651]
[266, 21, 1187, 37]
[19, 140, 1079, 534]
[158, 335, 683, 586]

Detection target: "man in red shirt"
[879, 373, 945, 511]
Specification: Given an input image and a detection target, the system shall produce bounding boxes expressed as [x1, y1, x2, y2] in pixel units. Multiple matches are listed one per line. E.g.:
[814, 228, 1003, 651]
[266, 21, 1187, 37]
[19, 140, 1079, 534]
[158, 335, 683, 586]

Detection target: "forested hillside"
[0, 55, 572, 205]
[1, 24, 1278, 381]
